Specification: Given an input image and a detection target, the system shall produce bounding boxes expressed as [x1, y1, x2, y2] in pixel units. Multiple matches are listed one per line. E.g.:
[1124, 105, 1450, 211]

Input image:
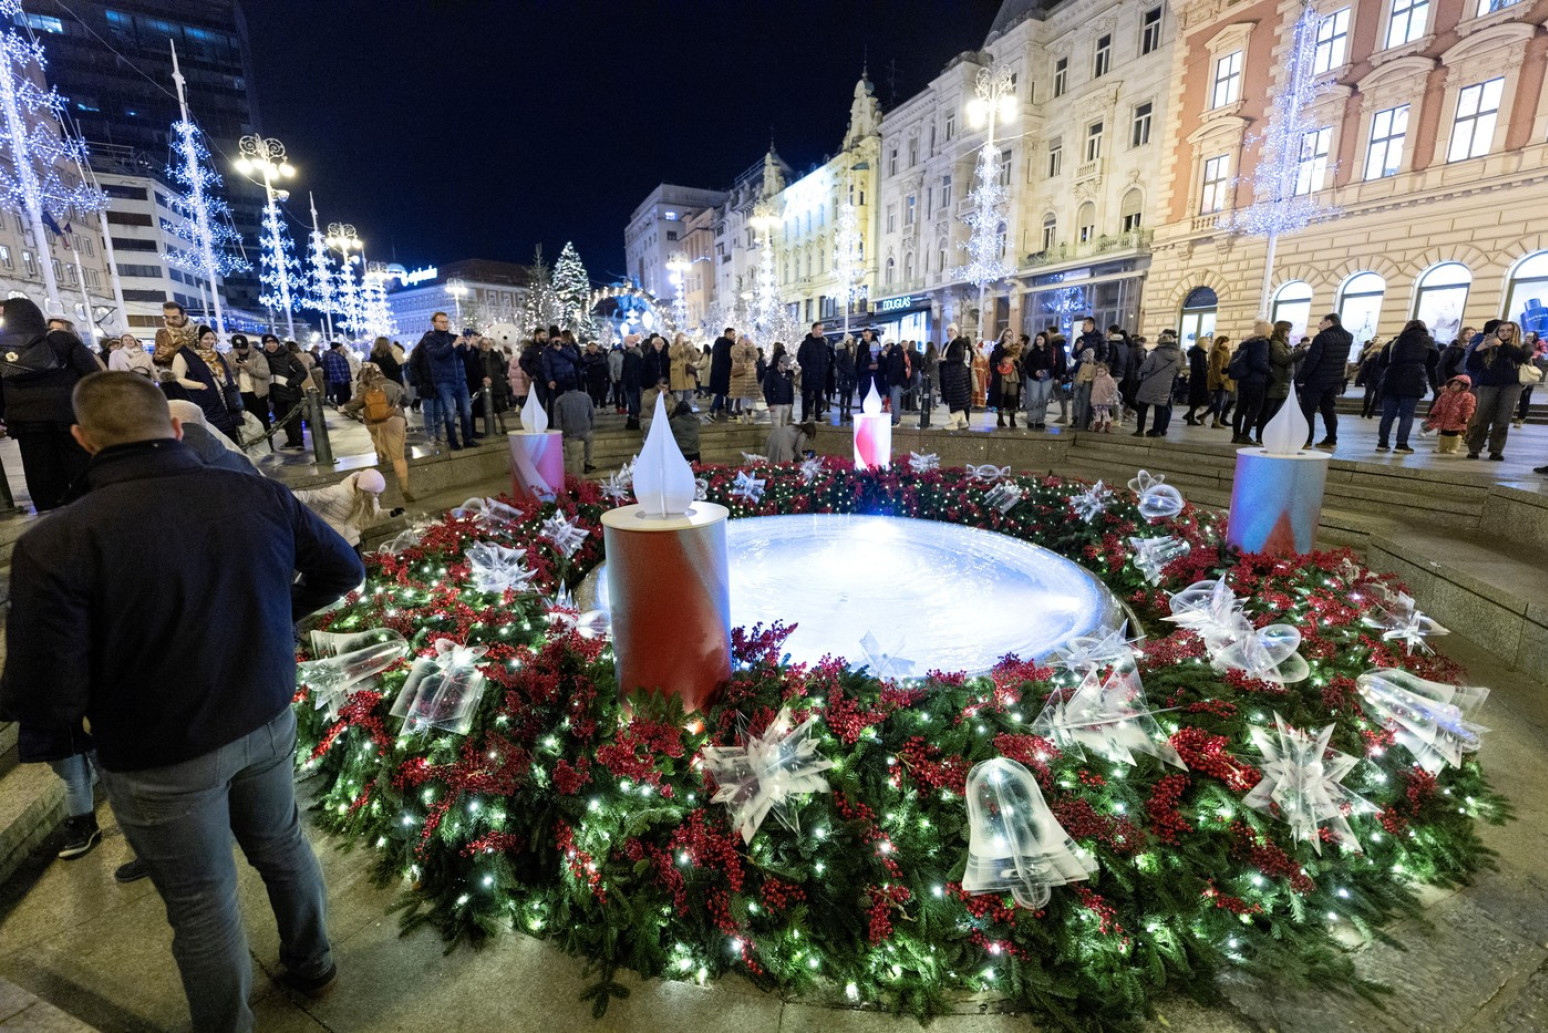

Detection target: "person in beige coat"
[669, 333, 698, 402]
[729, 334, 760, 420]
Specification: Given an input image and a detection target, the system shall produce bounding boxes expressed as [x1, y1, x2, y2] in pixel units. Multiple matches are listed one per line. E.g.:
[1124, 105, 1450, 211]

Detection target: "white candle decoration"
[635, 392, 696, 518]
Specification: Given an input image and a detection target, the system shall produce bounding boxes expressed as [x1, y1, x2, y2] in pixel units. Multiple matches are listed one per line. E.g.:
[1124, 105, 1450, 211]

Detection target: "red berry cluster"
[866, 883, 912, 944]
[553, 758, 591, 796]
[554, 820, 606, 902]
[1073, 886, 1125, 937]
[1170, 726, 1261, 792]
[1145, 773, 1194, 845]
[991, 733, 1059, 790]
[461, 831, 523, 857]
[896, 736, 969, 795]
[1230, 821, 1316, 893]
[759, 877, 805, 912]
[1053, 797, 1145, 855]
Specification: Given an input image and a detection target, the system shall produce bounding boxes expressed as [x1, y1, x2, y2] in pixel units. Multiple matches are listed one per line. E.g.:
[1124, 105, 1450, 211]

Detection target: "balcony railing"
[1023, 229, 1153, 268]
[1190, 212, 1223, 233]
[1076, 160, 1102, 182]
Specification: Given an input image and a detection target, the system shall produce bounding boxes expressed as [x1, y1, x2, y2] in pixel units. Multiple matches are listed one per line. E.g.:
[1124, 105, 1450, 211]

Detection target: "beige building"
[1144, 0, 1548, 348]
[874, 0, 1177, 341]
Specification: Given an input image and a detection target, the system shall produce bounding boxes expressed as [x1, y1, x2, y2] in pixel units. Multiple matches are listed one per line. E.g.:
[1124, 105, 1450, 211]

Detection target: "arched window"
[1077, 202, 1096, 243]
[904, 251, 915, 282]
[884, 256, 895, 287]
[937, 239, 947, 279]
[996, 221, 1008, 260]
[1120, 188, 1143, 233]
[1270, 280, 1314, 341]
[1041, 213, 1057, 251]
[1504, 252, 1548, 337]
[1413, 262, 1472, 345]
[1337, 272, 1386, 344]
[1178, 286, 1218, 346]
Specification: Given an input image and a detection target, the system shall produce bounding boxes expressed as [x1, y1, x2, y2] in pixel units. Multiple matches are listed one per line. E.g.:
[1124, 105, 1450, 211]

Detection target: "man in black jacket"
[796, 321, 831, 422]
[0, 372, 364, 1032]
[262, 332, 310, 449]
[0, 297, 100, 510]
[1295, 313, 1354, 449]
[708, 327, 735, 418]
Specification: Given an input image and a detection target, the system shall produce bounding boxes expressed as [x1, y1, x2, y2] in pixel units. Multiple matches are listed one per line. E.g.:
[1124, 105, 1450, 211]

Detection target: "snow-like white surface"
[584, 514, 1119, 674]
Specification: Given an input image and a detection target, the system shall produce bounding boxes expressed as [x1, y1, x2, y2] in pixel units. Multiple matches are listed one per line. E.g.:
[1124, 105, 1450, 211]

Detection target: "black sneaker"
[115, 857, 150, 883]
[1395, 445, 1414, 454]
[57, 814, 102, 860]
[1466, 452, 1480, 459]
[1374, 444, 1390, 452]
[583, 464, 597, 473]
[1489, 453, 1505, 461]
[1315, 440, 1337, 450]
[1534, 465, 1548, 475]
[277, 963, 338, 1000]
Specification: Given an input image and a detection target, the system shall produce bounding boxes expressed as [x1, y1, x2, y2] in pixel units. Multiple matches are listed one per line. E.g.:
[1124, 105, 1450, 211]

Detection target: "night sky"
[247, 0, 1002, 280]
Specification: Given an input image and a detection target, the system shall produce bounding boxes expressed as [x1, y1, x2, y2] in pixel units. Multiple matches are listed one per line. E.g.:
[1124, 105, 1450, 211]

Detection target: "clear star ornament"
[539, 512, 589, 558]
[1242, 714, 1374, 855]
[1069, 480, 1114, 521]
[702, 707, 835, 844]
[1030, 661, 1185, 769]
[465, 541, 534, 595]
[730, 470, 766, 503]
[1129, 536, 1192, 585]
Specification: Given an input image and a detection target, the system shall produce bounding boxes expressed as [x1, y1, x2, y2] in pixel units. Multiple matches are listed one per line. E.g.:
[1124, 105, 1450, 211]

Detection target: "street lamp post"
[235, 134, 297, 340]
[962, 66, 1018, 344]
[325, 222, 362, 340]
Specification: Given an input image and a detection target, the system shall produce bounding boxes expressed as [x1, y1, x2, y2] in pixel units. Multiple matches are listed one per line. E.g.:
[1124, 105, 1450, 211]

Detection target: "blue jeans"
[1025, 377, 1053, 422]
[101, 708, 331, 1033]
[889, 384, 903, 425]
[434, 378, 474, 443]
[422, 390, 443, 440]
[1073, 382, 1092, 428]
[1379, 394, 1419, 447]
[48, 751, 98, 817]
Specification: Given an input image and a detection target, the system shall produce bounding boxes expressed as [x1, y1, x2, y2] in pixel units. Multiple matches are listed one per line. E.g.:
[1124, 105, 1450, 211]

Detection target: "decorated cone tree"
[553, 240, 597, 340]
[522, 244, 561, 338]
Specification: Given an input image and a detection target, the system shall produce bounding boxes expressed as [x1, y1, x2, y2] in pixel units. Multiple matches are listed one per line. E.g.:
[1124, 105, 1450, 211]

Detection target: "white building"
[624, 184, 729, 299]
[386, 259, 531, 348]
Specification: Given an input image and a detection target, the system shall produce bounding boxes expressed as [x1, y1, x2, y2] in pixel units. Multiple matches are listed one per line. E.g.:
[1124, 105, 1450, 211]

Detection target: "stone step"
[0, 761, 64, 888]
[0, 977, 101, 1031]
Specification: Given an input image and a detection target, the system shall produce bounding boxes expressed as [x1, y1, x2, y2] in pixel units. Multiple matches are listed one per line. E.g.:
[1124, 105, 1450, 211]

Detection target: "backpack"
[363, 385, 394, 423]
[0, 332, 63, 379]
[1227, 347, 1250, 382]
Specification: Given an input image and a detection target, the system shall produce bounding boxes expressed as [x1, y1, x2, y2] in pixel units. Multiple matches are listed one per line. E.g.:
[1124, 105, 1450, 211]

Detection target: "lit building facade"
[1144, 0, 1548, 347]
[387, 259, 531, 347]
[624, 184, 728, 300]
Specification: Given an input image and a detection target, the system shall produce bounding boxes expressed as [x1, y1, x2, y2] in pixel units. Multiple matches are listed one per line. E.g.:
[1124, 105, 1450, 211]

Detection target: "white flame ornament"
[1356, 669, 1488, 774]
[634, 392, 696, 517]
[1128, 470, 1185, 522]
[961, 758, 1097, 908]
[1243, 714, 1373, 855]
[1260, 381, 1310, 456]
[862, 381, 882, 415]
[520, 388, 548, 434]
[702, 707, 835, 844]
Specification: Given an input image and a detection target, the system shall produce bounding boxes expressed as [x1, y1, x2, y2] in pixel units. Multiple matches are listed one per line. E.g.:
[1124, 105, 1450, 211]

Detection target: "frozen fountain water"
[579, 513, 1121, 675]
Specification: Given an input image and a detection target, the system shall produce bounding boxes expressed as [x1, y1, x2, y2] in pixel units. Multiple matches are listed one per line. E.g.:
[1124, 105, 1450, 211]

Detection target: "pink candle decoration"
[601, 394, 731, 712]
[853, 382, 891, 470]
[508, 390, 564, 503]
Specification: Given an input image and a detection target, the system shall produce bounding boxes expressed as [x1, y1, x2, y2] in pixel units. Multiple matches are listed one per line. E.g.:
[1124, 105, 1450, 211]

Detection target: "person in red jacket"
[1423, 375, 1476, 455]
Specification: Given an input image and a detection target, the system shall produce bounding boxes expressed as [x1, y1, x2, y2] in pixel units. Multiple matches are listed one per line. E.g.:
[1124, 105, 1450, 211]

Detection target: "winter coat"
[540, 342, 583, 392]
[1186, 344, 1210, 405]
[1465, 334, 1531, 388]
[1074, 330, 1107, 365]
[1425, 379, 1477, 433]
[263, 344, 310, 396]
[369, 349, 403, 386]
[642, 342, 671, 388]
[321, 347, 352, 385]
[162, 346, 237, 435]
[1207, 340, 1234, 392]
[553, 389, 594, 440]
[0, 439, 362, 772]
[608, 348, 624, 383]
[940, 337, 972, 411]
[1091, 372, 1122, 408]
[669, 340, 698, 392]
[0, 329, 101, 424]
[1379, 325, 1437, 398]
[1230, 337, 1272, 386]
[883, 345, 909, 388]
[1022, 342, 1055, 382]
[1435, 342, 1468, 386]
[833, 344, 856, 392]
[231, 347, 272, 398]
[730, 340, 759, 398]
[709, 336, 734, 395]
[669, 411, 700, 457]
[482, 349, 512, 410]
[1266, 338, 1294, 401]
[796, 334, 831, 382]
[507, 356, 530, 398]
[582, 350, 610, 394]
[763, 365, 794, 406]
[1136, 341, 1183, 406]
[1296, 324, 1353, 390]
[621, 347, 644, 392]
[419, 329, 466, 385]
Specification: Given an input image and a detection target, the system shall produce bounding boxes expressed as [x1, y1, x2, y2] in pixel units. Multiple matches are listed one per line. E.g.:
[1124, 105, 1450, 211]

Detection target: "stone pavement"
[0, 633, 1543, 1033]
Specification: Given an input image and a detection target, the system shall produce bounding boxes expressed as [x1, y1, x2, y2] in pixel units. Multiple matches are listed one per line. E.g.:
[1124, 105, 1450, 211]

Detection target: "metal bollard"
[483, 396, 496, 440]
[919, 376, 932, 430]
[307, 390, 334, 466]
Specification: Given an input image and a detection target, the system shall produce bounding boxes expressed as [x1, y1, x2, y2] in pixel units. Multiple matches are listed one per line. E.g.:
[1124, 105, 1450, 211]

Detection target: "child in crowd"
[669, 400, 701, 463]
[554, 384, 596, 474]
[1090, 362, 1121, 433]
[1424, 374, 1477, 455]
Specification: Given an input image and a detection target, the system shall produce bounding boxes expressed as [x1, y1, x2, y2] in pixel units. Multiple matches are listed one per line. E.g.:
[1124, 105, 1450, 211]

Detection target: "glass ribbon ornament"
[857, 630, 916, 681]
[390, 639, 490, 736]
[1031, 661, 1185, 769]
[1129, 536, 1192, 585]
[1167, 578, 1308, 683]
[375, 525, 424, 556]
[539, 512, 589, 559]
[1069, 480, 1113, 521]
[450, 496, 524, 532]
[1243, 714, 1372, 854]
[1049, 623, 1140, 674]
[693, 476, 710, 501]
[983, 483, 1024, 514]
[1356, 669, 1489, 774]
[1128, 470, 1185, 522]
[967, 463, 1011, 484]
[702, 707, 835, 844]
[297, 629, 409, 719]
[1360, 589, 1449, 656]
[465, 541, 534, 595]
[907, 451, 940, 474]
[962, 757, 1098, 908]
[730, 470, 766, 504]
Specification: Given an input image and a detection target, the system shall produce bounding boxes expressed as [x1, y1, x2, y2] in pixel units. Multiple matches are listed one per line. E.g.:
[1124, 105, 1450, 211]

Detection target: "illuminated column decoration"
[166, 42, 246, 337]
[954, 64, 1016, 343]
[853, 381, 891, 470]
[236, 134, 299, 339]
[0, 0, 106, 316]
[1227, 383, 1330, 556]
[362, 259, 395, 338]
[305, 194, 335, 341]
[749, 204, 782, 344]
[601, 393, 730, 712]
[666, 252, 689, 332]
[835, 196, 863, 338]
[326, 222, 363, 340]
[1232, 1, 1339, 318]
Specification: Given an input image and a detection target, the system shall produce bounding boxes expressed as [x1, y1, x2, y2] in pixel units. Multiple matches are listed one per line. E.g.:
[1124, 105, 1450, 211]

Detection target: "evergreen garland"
[294, 460, 1507, 1030]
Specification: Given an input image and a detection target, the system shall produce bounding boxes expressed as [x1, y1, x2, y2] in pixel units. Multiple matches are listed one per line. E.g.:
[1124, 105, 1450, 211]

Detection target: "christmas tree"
[552, 240, 597, 340]
[0, 0, 105, 315]
[257, 197, 301, 329]
[522, 245, 561, 338]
